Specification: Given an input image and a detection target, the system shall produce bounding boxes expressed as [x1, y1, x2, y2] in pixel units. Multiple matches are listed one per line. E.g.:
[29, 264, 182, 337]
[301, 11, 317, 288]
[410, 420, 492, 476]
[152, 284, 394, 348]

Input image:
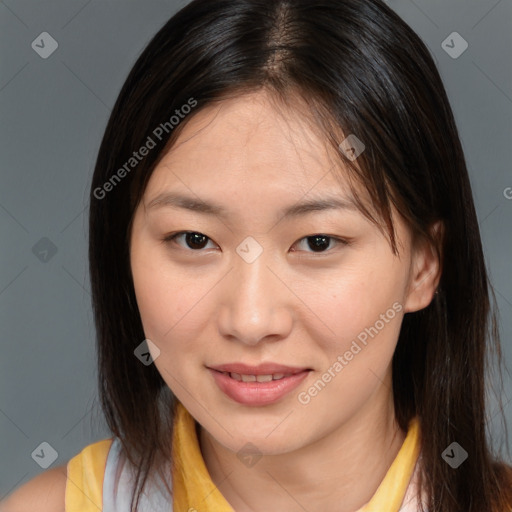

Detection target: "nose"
[217, 252, 293, 346]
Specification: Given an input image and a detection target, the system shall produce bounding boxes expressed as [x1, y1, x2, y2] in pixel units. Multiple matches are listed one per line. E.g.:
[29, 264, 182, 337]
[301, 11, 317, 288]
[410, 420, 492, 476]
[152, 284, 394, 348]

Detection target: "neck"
[198, 377, 406, 512]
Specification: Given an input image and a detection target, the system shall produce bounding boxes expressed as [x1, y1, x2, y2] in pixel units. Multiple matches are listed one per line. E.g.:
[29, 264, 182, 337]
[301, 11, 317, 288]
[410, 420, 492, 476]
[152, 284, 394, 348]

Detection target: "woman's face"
[130, 91, 438, 455]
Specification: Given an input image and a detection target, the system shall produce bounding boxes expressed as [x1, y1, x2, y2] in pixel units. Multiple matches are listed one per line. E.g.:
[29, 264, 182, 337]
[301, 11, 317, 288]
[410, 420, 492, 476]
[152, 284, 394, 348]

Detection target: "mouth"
[208, 362, 312, 376]
[207, 364, 312, 406]
[216, 371, 295, 382]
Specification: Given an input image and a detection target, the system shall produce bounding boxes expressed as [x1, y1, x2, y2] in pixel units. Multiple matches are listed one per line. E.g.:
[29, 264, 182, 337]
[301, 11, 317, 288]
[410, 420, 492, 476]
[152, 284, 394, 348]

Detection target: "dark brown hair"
[89, 0, 512, 510]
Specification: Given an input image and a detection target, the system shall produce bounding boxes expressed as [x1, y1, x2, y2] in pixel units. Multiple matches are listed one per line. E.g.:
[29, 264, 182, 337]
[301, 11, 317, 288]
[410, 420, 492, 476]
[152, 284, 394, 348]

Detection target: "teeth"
[217, 369, 297, 381]
[256, 374, 273, 382]
[224, 372, 289, 381]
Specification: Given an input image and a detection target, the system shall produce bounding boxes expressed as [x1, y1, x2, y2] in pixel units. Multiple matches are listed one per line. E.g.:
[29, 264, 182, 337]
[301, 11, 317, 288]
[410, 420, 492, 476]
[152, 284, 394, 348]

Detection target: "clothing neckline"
[170, 401, 421, 511]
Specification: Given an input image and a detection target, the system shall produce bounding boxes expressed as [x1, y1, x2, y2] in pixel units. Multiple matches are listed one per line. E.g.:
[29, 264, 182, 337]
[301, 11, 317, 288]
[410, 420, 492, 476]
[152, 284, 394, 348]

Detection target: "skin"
[129, 90, 441, 512]
[0, 465, 67, 512]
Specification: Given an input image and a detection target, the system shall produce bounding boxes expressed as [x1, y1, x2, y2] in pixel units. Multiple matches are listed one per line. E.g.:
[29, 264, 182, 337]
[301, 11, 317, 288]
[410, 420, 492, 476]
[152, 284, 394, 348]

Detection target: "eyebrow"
[146, 192, 360, 220]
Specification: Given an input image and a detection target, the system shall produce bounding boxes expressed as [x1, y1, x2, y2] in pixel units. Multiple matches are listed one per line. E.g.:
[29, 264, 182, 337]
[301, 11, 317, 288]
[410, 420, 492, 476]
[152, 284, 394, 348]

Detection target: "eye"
[163, 231, 216, 251]
[163, 231, 348, 254]
[292, 234, 348, 254]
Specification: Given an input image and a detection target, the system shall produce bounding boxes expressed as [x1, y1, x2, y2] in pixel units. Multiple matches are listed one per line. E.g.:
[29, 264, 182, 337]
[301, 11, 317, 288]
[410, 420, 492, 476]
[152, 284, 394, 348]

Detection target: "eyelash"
[162, 231, 349, 256]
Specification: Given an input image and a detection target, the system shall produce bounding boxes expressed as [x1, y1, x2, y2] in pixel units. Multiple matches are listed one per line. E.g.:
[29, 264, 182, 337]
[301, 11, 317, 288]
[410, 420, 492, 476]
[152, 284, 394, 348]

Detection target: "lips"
[207, 362, 312, 406]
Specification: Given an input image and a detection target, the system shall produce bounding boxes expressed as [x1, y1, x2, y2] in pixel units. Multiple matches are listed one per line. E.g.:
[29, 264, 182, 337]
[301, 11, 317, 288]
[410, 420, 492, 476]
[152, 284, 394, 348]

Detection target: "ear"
[403, 221, 443, 314]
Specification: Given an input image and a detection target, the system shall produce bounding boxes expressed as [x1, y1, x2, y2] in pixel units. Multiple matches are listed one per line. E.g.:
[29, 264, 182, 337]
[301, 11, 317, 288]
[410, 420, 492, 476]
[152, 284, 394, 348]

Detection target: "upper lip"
[208, 363, 311, 375]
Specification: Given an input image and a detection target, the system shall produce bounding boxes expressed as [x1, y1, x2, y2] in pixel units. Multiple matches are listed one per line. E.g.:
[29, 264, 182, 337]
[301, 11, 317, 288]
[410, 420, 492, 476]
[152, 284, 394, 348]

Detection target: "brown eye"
[306, 235, 331, 252]
[293, 234, 348, 254]
[163, 231, 215, 251]
[163, 232, 348, 255]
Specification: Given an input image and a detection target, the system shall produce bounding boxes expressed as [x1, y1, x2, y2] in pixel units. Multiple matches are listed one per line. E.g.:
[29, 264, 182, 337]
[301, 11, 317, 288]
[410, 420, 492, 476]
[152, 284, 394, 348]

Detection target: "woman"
[3, 0, 511, 511]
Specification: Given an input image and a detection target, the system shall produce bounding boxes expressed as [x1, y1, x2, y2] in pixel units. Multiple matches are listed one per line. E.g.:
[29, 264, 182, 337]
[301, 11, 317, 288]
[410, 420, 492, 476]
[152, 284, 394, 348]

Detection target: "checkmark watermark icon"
[441, 32, 468, 59]
[339, 134, 365, 161]
[31, 441, 59, 469]
[441, 442, 468, 468]
[32, 237, 58, 263]
[31, 32, 59, 59]
[134, 338, 161, 365]
[237, 442, 263, 468]
[236, 236, 264, 264]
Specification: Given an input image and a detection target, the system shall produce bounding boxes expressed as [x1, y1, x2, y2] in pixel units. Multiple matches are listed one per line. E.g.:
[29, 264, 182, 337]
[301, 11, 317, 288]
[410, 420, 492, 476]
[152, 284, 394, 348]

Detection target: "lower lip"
[208, 368, 310, 406]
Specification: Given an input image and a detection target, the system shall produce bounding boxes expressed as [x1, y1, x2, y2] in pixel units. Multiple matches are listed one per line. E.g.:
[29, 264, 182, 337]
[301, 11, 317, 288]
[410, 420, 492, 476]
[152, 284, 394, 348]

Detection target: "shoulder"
[0, 464, 67, 512]
[0, 438, 114, 512]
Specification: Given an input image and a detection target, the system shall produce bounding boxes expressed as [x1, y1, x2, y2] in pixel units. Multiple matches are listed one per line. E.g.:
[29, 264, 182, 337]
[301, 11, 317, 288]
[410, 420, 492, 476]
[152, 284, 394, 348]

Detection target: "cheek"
[306, 277, 404, 412]
[131, 251, 213, 369]
[131, 251, 186, 340]
[309, 257, 405, 363]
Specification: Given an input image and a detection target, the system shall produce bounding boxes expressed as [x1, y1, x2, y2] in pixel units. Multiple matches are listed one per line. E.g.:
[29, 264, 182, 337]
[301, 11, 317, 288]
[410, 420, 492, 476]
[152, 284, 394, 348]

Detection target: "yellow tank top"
[65, 402, 423, 511]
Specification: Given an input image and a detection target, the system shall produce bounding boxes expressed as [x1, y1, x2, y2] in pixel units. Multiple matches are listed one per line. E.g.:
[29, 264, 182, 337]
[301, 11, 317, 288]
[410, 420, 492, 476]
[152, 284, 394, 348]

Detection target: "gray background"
[1, 0, 511, 499]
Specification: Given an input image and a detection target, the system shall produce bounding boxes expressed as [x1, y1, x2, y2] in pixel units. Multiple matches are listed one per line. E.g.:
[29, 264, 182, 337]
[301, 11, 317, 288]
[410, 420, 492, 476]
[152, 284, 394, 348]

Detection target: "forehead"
[144, 91, 367, 208]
